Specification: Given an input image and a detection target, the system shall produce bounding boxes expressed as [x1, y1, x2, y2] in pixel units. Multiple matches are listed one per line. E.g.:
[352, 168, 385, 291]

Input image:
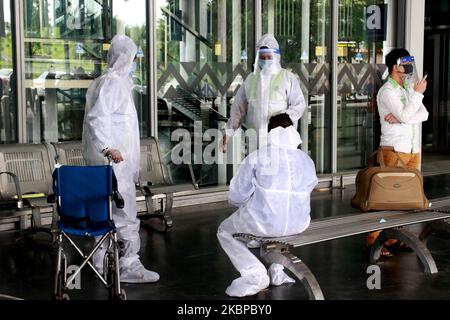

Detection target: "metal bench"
[137, 137, 198, 231]
[233, 196, 450, 300]
[0, 143, 56, 234]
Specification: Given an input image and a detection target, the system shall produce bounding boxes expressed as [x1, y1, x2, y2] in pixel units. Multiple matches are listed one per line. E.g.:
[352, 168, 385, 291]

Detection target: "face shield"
[254, 47, 281, 74]
[396, 56, 418, 88]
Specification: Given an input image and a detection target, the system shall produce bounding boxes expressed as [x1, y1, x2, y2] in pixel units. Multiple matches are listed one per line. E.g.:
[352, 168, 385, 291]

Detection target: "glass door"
[156, 0, 255, 186]
[0, 0, 16, 144]
[23, 0, 149, 143]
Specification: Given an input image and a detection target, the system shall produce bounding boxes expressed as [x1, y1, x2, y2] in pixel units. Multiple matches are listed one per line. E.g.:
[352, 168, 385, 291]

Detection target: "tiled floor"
[1, 174, 450, 300]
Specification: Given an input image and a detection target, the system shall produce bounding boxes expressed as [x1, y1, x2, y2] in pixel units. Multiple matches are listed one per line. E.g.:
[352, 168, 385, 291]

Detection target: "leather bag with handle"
[351, 148, 429, 211]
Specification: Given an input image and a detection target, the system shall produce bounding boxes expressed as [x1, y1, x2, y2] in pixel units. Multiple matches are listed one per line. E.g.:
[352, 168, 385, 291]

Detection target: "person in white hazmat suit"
[82, 34, 159, 283]
[217, 113, 318, 297]
[220, 34, 306, 152]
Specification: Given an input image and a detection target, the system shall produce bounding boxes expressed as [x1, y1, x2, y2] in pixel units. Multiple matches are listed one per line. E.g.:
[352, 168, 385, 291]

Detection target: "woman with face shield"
[82, 35, 159, 283]
[220, 33, 306, 152]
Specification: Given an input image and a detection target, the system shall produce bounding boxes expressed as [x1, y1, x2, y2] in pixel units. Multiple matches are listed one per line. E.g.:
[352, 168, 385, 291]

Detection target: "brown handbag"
[351, 148, 429, 212]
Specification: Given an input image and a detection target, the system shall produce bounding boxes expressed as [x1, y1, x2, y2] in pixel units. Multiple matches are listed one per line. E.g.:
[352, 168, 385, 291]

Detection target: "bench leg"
[164, 193, 174, 228]
[369, 228, 438, 274]
[260, 244, 324, 300]
[31, 207, 42, 228]
[139, 195, 170, 232]
[30, 207, 52, 235]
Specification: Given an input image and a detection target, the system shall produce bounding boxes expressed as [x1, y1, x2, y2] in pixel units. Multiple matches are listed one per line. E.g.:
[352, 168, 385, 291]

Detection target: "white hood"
[267, 126, 302, 149]
[107, 35, 137, 77]
[254, 33, 282, 75]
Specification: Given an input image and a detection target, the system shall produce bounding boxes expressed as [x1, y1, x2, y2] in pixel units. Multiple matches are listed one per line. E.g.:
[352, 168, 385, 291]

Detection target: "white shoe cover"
[246, 240, 261, 249]
[268, 263, 295, 286]
[120, 261, 160, 283]
[225, 273, 270, 297]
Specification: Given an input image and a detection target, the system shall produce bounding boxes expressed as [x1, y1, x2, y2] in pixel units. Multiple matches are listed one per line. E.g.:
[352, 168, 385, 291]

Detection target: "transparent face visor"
[397, 56, 418, 86]
[255, 48, 280, 72]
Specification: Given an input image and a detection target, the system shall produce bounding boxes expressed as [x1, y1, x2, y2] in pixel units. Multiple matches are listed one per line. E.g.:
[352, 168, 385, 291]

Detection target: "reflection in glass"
[24, 0, 148, 143]
[0, 0, 16, 143]
[263, 0, 332, 173]
[336, 0, 385, 171]
[156, 0, 255, 186]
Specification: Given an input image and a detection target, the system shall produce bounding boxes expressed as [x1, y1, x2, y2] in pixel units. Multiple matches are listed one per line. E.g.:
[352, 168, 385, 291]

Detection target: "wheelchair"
[50, 161, 126, 300]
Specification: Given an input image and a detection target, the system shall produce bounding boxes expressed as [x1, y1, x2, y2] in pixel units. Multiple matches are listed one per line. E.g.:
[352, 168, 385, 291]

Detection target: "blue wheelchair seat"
[53, 165, 116, 237]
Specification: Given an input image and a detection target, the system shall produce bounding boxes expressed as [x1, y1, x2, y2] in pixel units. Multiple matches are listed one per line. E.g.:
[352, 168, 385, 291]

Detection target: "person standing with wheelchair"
[82, 34, 159, 283]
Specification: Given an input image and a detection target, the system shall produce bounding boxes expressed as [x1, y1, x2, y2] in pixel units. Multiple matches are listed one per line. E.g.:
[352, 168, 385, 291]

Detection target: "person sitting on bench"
[217, 113, 318, 297]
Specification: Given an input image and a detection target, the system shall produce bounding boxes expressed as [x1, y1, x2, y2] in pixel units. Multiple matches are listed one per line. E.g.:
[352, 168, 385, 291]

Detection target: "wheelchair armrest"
[113, 191, 125, 209]
[47, 194, 57, 204]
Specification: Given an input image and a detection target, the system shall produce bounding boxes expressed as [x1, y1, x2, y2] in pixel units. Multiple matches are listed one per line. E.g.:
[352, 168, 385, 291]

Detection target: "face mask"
[258, 59, 274, 70]
[402, 64, 414, 75]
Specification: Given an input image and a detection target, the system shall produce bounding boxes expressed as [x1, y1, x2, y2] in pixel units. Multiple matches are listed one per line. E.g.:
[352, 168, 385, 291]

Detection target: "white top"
[377, 77, 429, 153]
[225, 68, 306, 138]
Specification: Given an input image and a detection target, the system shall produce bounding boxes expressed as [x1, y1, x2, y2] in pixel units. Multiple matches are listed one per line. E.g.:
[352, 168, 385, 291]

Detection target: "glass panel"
[0, 0, 16, 143]
[262, 0, 333, 174]
[336, 0, 387, 171]
[423, 1, 450, 155]
[156, 0, 255, 186]
[24, 0, 148, 143]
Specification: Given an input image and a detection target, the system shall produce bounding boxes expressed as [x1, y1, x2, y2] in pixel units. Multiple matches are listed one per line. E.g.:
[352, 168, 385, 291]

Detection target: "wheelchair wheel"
[54, 271, 70, 300]
[53, 245, 67, 300]
[53, 270, 63, 300]
[106, 252, 123, 300]
[115, 289, 127, 301]
[54, 292, 70, 300]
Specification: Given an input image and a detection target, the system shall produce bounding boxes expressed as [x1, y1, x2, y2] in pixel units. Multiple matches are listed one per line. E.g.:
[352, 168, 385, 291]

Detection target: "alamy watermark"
[66, 265, 81, 290]
[366, 265, 381, 290]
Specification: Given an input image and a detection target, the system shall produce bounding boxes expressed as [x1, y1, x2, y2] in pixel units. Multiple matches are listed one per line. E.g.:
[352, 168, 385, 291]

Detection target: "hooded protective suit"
[82, 34, 159, 283]
[217, 126, 318, 297]
[225, 34, 306, 148]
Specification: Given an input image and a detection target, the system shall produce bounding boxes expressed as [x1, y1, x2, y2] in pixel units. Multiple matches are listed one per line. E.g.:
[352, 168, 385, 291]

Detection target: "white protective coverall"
[225, 34, 306, 148]
[82, 35, 159, 283]
[217, 126, 318, 297]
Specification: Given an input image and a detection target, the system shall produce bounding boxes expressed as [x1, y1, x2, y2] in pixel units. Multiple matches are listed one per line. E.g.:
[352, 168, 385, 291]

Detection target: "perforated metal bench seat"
[236, 206, 450, 248]
[138, 137, 198, 230]
[233, 196, 450, 300]
[0, 143, 56, 232]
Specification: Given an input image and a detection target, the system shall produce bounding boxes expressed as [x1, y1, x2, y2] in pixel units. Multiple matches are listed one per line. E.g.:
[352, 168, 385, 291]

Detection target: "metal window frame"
[12, 0, 26, 143]
[148, 0, 158, 138]
[146, 0, 410, 184]
[331, 0, 339, 183]
[10, 0, 353, 185]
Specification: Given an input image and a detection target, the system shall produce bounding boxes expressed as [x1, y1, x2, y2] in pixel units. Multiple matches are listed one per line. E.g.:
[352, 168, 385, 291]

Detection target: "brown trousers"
[380, 146, 420, 170]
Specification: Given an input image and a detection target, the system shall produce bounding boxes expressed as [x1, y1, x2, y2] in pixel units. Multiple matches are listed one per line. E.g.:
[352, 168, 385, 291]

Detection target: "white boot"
[120, 260, 160, 284]
[268, 263, 295, 286]
[225, 273, 270, 297]
[246, 240, 261, 249]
